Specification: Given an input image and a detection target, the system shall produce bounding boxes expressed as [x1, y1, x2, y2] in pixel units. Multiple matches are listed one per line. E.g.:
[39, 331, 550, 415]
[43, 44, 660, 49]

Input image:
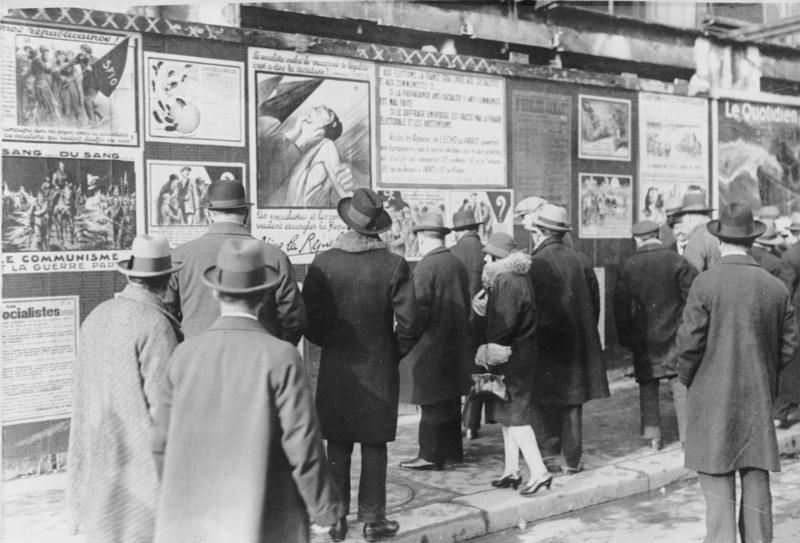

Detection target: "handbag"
[470, 373, 509, 401]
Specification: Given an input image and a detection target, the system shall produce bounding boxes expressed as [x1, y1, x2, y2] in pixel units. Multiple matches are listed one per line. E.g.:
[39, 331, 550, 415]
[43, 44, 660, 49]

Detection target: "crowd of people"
[66, 178, 799, 543]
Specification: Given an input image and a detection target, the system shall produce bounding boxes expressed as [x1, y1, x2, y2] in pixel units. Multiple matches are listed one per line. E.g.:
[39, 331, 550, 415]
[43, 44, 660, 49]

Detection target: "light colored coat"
[67, 285, 180, 543]
[152, 316, 342, 543]
[676, 254, 798, 473]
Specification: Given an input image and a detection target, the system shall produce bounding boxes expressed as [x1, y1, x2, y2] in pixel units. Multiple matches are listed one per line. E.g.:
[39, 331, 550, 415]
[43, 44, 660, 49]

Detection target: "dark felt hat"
[202, 238, 280, 294]
[207, 180, 252, 210]
[631, 220, 660, 237]
[451, 210, 481, 230]
[706, 201, 766, 242]
[336, 188, 392, 235]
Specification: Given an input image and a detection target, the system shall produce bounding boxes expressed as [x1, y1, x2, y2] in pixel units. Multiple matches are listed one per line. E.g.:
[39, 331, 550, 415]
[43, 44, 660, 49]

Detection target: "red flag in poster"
[95, 37, 130, 97]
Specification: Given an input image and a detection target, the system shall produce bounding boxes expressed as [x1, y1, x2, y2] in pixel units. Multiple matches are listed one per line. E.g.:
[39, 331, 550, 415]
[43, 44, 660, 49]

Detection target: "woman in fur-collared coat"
[475, 233, 551, 497]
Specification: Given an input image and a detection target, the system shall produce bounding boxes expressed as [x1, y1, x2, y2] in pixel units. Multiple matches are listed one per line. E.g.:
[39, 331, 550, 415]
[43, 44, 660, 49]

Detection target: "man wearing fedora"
[399, 212, 472, 471]
[164, 179, 305, 343]
[152, 238, 343, 543]
[614, 220, 697, 450]
[674, 190, 720, 273]
[676, 201, 798, 543]
[68, 234, 183, 543]
[450, 209, 488, 439]
[778, 212, 800, 429]
[519, 203, 608, 475]
[302, 188, 417, 542]
[751, 221, 796, 294]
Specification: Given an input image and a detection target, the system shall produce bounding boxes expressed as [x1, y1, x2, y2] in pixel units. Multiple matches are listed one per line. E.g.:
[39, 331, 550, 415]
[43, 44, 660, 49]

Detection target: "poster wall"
[579, 95, 631, 161]
[2, 144, 140, 273]
[510, 89, 571, 207]
[579, 173, 633, 239]
[144, 52, 245, 146]
[378, 65, 506, 186]
[146, 160, 245, 246]
[717, 99, 800, 212]
[2, 296, 79, 425]
[639, 93, 709, 224]
[447, 189, 513, 244]
[248, 47, 375, 262]
[379, 189, 447, 259]
[1, 23, 139, 146]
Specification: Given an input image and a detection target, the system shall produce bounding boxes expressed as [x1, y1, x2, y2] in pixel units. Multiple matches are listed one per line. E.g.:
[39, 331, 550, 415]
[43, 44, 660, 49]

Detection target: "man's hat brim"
[706, 219, 767, 241]
[201, 265, 281, 294]
[671, 206, 714, 217]
[451, 220, 482, 231]
[412, 225, 451, 235]
[337, 197, 392, 235]
[116, 260, 182, 277]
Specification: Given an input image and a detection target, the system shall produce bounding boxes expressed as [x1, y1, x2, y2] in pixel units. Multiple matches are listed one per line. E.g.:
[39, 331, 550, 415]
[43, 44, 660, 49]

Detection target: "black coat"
[450, 231, 484, 299]
[781, 244, 800, 403]
[400, 247, 473, 405]
[751, 245, 797, 294]
[528, 237, 609, 405]
[614, 242, 698, 380]
[302, 231, 417, 444]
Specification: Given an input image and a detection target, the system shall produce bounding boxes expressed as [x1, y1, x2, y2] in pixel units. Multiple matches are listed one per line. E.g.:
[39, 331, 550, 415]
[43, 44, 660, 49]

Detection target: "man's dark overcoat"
[676, 255, 798, 474]
[152, 317, 342, 543]
[400, 246, 472, 405]
[528, 237, 609, 405]
[781, 244, 800, 403]
[450, 231, 484, 298]
[751, 245, 797, 294]
[165, 222, 306, 343]
[303, 231, 417, 444]
[614, 241, 698, 380]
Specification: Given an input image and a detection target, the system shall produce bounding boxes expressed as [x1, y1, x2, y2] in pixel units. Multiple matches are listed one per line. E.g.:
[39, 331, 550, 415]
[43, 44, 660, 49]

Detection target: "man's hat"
[202, 238, 280, 294]
[631, 220, 660, 237]
[755, 220, 783, 246]
[483, 232, 517, 259]
[513, 196, 547, 219]
[207, 180, 252, 210]
[117, 234, 182, 277]
[451, 210, 481, 231]
[412, 212, 451, 235]
[672, 192, 713, 216]
[756, 205, 780, 221]
[789, 212, 800, 233]
[533, 204, 572, 232]
[706, 201, 766, 242]
[337, 188, 392, 235]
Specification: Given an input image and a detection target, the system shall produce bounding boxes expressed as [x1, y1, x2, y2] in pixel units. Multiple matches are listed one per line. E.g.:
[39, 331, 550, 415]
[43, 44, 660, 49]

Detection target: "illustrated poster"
[379, 189, 448, 259]
[447, 190, 513, 245]
[578, 173, 633, 239]
[579, 95, 631, 161]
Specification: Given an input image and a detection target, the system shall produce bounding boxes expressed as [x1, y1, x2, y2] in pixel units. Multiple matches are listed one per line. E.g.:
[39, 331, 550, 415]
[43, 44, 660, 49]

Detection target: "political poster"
[447, 189, 513, 245]
[579, 95, 631, 161]
[578, 173, 633, 238]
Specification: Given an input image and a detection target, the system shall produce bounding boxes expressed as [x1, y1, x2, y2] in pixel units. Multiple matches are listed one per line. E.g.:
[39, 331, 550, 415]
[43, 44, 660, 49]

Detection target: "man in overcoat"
[778, 212, 800, 428]
[152, 238, 343, 543]
[614, 220, 697, 450]
[399, 212, 472, 471]
[450, 209, 487, 439]
[519, 203, 609, 474]
[674, 191, 720, 272]
[751, 221, 797, 294]
[164, 179, 305, 342]
[68, 234, 182, 543]
[302, 188, 417, 542]
[676, 201, 798, 543]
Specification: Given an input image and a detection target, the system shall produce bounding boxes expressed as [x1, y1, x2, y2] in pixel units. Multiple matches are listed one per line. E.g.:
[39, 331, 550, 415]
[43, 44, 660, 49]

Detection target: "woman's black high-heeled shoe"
[491, 473, 523, 489]
[519, 473, 553, 496]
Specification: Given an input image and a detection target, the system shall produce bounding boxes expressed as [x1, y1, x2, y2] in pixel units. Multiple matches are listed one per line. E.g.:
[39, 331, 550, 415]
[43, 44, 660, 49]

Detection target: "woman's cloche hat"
[483, 232, 518, 259]
[117, 234, 182, 277]
[202, 238, 281, 294]
[337, 188, 392, 235]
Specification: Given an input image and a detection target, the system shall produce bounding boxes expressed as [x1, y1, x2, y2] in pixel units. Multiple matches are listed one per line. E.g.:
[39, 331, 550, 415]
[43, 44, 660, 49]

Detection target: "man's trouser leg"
[639, 379, 661, 440]
[669, 377, 688, 444]
[529, 403, 560, 458]
[420, 399, 463, 464]
[327, 441, 354, 517]
[358, 443, 388, 523]
[462, 394, 484, 431]
[561, 404, 583, 469]
[738, 468, 772, 543]
[698, 471, 737, 543]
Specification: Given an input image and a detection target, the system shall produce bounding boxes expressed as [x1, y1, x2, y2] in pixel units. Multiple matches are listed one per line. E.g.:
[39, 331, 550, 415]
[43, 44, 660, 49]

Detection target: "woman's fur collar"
[482, 251, 531, 289]
[332, 230, 387, 253]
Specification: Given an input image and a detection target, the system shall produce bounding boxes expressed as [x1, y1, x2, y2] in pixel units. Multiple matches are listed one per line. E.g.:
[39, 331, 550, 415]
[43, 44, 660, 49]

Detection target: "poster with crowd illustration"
[717, 99, 800, 214]
[1, 23, 139, 146]
[2, 145, 139, 274]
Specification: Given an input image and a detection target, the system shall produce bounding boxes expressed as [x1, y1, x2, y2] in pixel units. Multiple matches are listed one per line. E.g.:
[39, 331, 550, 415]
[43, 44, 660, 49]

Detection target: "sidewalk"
[3, 380, 800, 543]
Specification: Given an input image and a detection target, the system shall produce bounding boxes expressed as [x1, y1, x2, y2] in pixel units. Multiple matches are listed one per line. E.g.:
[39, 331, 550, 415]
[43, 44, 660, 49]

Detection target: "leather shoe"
[329, 517, 347, 542]
[490, 473, 522, 489]
[363, 519, 400, 541]
[399, 457, 442, 471]
[519, 473, 553, 496]
[561, 463, 583, 475]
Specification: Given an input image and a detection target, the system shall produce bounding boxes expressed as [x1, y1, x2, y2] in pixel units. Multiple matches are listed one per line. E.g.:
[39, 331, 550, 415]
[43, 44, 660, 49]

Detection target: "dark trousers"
[327, 441, 387, 523]
[462, 394, 485, 431]
[419, 398, 463, 465]
[697, 469, 772, 543]
[530, 404, 583, 468]
[639, 379, 661, 440]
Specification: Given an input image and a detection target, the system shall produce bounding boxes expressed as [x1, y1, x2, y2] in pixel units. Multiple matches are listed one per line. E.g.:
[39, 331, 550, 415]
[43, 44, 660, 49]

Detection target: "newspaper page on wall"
[378, 66, 506, 186]
[639, 93, 709, 224]
[2, 144, 141, 274]
[717, 99, 800, 212]
[144, 52, 245, 146]
[248, 47, 376, 263]
[1, 22, 139, 146]
[2, 296, 79, 425]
